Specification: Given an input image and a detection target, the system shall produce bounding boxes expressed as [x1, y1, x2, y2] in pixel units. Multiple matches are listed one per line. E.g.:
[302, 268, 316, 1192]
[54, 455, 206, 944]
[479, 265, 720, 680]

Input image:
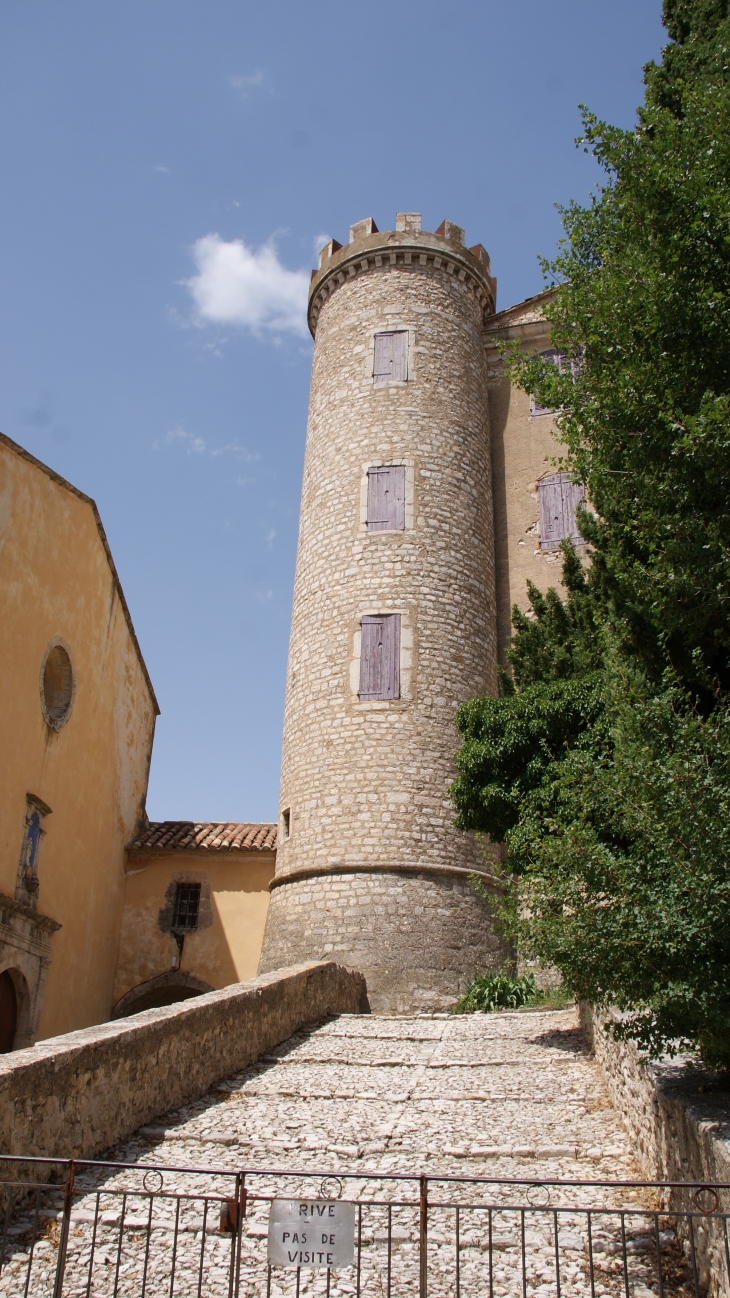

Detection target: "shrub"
[454, 971, 537, 1014]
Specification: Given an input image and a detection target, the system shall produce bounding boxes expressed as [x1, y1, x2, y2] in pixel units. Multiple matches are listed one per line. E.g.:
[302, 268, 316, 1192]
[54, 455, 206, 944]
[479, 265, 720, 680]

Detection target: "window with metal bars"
[172, 882, 201, 930]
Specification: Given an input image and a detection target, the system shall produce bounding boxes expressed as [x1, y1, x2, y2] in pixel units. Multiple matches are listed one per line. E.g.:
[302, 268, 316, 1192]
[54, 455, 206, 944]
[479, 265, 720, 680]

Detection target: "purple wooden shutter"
[562, 478, 585, 543]
[367, 468, 387, 529]
[539, 474, 565, 549]
[539, 473, 584, 548]
[359, 615, 401, 699]
[392, 331, 408, 381]
[373, 334, 393, 384]
[388, 465, 406, 528]
[373, 332, 408, 383]
[367, 466, 406, 530]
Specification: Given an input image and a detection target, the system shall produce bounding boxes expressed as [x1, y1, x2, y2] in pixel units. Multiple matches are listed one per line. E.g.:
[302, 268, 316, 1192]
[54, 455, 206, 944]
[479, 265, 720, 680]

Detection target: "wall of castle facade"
[261, 866, 509, 1013]
[484, 292, 587, 665]
[113, 848, 274, 1011]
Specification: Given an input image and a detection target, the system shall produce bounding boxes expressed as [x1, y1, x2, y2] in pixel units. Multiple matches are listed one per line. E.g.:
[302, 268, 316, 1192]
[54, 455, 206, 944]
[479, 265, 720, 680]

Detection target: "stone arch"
[111, 971, 213, 1019]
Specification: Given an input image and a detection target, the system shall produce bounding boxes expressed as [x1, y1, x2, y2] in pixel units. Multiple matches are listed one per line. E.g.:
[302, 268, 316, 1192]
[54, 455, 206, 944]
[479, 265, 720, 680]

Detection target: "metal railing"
[0, 1153, 726, 1296]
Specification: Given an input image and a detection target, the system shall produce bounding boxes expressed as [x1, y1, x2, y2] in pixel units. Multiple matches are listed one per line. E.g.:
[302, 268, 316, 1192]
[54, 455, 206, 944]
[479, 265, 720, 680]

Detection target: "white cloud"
[184, 234, 309, 337]
[313, 232, 331, 256]
[230, 71, 265, 98]
[162, 427, 261, 464]
[166, 426, 206, 454]
[209, 441, 260, 463]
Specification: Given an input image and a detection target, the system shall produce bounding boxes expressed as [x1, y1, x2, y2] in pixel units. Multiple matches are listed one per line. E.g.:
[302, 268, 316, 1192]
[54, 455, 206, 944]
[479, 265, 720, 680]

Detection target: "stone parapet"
[309, 222, 496, 338]
[0, 961, 367, 1161]
[581, 1003, 730, 1296]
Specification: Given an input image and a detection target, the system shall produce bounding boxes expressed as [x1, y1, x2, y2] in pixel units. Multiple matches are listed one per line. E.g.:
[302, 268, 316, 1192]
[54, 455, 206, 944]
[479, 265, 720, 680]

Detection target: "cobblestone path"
[4, 1008, 686, 1297]
[135, 1006, 635, 1177]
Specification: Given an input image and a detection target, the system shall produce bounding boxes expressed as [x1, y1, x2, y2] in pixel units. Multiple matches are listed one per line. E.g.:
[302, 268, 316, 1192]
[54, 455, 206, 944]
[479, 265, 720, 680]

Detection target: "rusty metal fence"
[0, 1153, 726, 1297]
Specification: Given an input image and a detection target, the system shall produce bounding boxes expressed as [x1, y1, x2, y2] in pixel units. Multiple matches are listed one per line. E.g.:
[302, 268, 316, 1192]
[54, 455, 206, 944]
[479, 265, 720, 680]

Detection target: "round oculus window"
[40, 640, 75, 730]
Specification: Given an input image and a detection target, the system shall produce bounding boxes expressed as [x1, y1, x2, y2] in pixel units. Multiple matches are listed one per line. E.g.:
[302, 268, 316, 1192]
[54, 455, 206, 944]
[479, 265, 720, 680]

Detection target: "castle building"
[258, 214, 582, 1012]
[2, 213, 583, 1038]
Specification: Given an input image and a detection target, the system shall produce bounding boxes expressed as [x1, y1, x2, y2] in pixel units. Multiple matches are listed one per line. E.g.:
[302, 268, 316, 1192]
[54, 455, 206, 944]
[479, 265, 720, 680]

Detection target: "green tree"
[452, 0, 730, 1065]
[511, 0, 730, 692]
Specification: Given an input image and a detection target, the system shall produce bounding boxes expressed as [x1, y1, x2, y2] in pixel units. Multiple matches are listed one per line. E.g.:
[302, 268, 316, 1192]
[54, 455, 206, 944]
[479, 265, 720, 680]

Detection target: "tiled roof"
[127, 821, 277, 852]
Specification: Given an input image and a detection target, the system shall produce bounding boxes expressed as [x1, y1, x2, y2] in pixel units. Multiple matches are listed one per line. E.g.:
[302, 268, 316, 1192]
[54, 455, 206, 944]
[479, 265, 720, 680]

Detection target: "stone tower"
[258, 213, 510, 1011]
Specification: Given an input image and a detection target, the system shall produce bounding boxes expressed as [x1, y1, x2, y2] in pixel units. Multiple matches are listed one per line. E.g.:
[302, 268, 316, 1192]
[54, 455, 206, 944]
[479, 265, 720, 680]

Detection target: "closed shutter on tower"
[538, 473, 585, 549]
[373, 332, 408, 384]
[359, 615, 401, 699]
[367, 465, 406, 530]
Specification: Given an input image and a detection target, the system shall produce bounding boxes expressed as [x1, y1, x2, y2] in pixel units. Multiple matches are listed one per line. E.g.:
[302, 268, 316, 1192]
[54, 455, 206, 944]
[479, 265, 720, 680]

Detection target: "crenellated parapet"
[308, 213, 497, 337]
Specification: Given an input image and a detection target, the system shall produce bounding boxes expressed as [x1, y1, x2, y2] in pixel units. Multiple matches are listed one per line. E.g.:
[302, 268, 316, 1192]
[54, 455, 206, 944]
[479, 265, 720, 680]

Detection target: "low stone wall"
[0, 961, 367, 1162]
[581, 1004, 730, 1296]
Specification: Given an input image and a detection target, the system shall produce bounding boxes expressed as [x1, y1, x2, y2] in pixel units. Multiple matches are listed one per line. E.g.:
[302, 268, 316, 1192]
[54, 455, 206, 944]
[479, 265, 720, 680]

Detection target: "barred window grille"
[172, 882, 201, 930]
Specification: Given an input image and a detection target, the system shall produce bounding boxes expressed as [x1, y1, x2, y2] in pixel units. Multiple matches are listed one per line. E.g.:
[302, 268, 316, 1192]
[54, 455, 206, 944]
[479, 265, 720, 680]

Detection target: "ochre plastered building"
[259, 214, 585, 1012]
[112, 821, 275, 1016]
[0, 432, 158, 1044]
[0, 433, 277, 1047]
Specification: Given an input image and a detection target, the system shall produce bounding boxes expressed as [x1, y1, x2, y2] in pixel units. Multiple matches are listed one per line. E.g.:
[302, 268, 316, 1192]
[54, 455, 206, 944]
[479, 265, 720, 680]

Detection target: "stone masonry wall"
[259, 218, 504, 1010]
[582, 1003, 730, 1296]
[0, 961, 366, 1161]
[275, 223, 497, 880]
[260, 868, 511, 1013]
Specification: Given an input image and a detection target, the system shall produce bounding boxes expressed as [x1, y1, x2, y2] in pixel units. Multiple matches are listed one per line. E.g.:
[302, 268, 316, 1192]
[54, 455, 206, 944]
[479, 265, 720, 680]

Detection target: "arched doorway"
[0, 971, 18, 1052]
[111, 972, 214, 1019]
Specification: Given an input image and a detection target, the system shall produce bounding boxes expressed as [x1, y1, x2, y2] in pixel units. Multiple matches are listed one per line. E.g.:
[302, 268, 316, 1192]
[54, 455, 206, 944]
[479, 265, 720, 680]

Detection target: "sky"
[0, 1, 666, 824]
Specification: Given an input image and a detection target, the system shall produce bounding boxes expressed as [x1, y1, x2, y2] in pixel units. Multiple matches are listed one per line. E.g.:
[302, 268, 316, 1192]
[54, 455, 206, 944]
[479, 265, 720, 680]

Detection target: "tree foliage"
[511, 0, 730, 692]
[452, 1, 730, 1065]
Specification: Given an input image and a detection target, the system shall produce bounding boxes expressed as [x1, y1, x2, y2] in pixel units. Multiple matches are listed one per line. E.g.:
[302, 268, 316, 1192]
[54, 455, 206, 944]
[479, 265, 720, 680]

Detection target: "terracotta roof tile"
[127, 821, 277, 852]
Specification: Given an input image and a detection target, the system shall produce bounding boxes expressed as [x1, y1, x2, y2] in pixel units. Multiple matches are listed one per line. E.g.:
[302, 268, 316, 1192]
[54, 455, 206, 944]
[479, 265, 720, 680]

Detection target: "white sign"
[267, 1198, 356, 1269]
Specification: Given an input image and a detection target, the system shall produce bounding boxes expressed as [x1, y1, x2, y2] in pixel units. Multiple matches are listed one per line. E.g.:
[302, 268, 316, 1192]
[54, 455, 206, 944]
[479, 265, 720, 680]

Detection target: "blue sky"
[0, 1, 665, 823]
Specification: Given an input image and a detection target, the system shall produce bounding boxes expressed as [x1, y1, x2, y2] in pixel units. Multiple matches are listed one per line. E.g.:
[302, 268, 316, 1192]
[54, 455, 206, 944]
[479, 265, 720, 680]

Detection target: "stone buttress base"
[257, 867, 511, 1014]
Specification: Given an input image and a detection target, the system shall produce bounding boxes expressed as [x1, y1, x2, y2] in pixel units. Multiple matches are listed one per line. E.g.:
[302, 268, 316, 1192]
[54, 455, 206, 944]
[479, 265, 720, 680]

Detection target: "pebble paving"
[0, 1007, 692, 1297]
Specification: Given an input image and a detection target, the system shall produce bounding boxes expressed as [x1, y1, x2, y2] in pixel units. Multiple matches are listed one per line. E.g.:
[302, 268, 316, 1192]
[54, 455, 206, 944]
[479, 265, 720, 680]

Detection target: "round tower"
[258, 213, 510, 1011]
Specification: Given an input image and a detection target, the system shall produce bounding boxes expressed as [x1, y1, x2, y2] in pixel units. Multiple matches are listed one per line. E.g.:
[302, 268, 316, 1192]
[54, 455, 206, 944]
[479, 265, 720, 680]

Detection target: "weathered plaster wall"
[0, 433, 157, 1040]
[0, 962, 367, 1161]
[484, 291, 588, 664]
[113, 849, 275, 1006]
[582, 1004, 730, 1296]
